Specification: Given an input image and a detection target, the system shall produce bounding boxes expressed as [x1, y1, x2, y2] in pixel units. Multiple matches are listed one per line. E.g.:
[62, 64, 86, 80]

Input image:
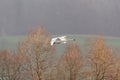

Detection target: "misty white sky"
[0, 0, 120, 36]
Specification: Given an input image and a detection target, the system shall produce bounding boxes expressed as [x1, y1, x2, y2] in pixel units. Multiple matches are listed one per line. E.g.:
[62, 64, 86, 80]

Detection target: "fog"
[0, 0, 120, 37]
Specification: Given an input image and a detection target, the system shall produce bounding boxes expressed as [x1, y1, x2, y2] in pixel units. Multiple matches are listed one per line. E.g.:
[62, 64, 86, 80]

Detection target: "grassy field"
[0, 35, 120, 56]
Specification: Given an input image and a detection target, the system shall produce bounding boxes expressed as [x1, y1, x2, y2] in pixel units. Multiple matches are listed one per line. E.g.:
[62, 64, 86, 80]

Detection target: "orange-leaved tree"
[18, 26, 55, 80]
[85, 37, 114, 80]
[59, 42, 82, 80]
[0, 50, 23, 80]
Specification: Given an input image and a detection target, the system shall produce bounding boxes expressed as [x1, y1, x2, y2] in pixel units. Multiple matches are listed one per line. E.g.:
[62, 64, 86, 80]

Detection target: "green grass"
[0, 35, 120, 54]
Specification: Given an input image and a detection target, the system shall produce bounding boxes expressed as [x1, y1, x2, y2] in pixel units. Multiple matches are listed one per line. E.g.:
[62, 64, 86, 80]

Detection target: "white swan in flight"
[50, 36, 75, 46]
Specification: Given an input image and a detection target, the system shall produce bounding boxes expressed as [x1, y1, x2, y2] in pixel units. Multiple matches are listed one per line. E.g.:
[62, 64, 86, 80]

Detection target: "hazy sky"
[0, 0, 120, 36]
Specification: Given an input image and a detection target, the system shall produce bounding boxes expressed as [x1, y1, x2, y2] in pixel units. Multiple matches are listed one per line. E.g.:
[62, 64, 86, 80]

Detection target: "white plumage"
[50, 36, 75, 46]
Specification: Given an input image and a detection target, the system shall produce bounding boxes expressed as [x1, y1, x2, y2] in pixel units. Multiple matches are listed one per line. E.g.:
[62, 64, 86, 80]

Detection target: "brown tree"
[114, 60, 120, 80]
[106, 59, 120, 80]
[85, 37, 114, 80]
[59, 42, 82, 80]
[19, 26, 55, 80]
[0, 50, 23, 80]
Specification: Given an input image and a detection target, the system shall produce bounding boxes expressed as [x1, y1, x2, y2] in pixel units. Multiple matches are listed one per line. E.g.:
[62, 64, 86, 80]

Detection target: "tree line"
[0, 26, 120, 80]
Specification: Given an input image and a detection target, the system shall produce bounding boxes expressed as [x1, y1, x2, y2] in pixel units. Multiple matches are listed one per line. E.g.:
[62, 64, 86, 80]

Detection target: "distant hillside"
[0, 35, 120, 55]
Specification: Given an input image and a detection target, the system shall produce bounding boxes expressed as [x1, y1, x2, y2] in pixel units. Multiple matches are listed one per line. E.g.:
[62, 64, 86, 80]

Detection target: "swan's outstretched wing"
[50, 38, 56, 46]
[60, 36, 67, 41]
